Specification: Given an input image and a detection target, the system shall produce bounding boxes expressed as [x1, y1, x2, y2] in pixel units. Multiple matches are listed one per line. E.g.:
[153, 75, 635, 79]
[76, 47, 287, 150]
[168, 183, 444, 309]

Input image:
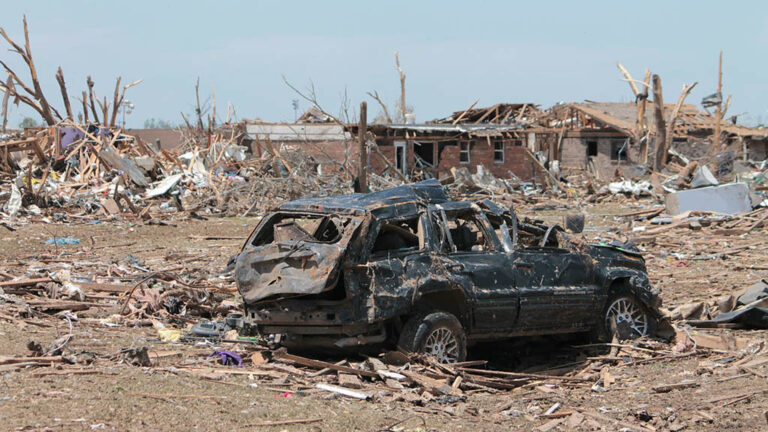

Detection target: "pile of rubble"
[0, 122, 355, 224]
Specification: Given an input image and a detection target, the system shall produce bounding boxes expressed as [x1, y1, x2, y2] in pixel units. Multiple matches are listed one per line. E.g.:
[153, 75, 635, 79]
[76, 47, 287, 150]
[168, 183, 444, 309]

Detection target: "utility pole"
[121, 100, 134, 129]
[714, 51, 723, 151]
[358, 102, 368, 193]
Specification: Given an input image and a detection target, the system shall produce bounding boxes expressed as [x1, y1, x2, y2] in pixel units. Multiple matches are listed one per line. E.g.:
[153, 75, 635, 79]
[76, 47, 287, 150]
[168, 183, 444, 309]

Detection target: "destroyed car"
[235, 180, 663, 363]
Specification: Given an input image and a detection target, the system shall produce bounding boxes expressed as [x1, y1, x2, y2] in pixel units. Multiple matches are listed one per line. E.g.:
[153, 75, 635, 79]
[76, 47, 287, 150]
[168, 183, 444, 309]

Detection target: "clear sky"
[2, 0, 767, 128]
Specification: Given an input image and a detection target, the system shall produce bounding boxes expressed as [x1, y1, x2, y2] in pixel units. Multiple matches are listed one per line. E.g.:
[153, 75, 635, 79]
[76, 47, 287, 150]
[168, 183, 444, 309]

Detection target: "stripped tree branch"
[109, 76, 121, 127]
[78, 91, 89, 123]
[55, 67, 73, 119]
[616, 62, 640, 96]
[664, 82, 698, 165]
[366, 90, 392, 123]
[87, 76, 100, 124]
[0, 16, 56, 125]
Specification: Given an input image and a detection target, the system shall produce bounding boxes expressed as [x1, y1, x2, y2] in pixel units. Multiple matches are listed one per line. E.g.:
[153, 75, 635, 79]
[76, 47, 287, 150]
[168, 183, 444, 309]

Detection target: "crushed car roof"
[277, 179, 449, 218]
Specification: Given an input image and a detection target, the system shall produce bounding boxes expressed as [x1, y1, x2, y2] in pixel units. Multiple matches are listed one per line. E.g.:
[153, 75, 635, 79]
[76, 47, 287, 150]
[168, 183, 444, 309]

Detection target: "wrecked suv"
[235, 180, 662, 363]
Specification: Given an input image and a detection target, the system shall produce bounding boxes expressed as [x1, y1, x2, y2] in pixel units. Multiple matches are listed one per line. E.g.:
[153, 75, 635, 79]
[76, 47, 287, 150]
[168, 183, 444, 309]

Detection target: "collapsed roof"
[556, 101, 768, 139]
[433, 103, 541, 126]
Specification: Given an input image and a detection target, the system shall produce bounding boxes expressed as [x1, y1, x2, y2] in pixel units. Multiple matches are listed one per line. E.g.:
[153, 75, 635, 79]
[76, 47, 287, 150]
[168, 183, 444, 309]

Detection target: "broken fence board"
[274, 351, 378, 378]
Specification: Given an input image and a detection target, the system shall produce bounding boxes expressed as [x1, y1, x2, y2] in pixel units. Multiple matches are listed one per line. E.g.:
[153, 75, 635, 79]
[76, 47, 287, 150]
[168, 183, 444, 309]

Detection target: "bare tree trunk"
[210, 87, 216, 132]
[87, 76, 100, 124]
[110, 76, 122, 127]
[358, 101, 368, 192]
[80, 91, 89, 123]
[195, 77, 204, 130]
[55, 67, 72, 120]
[100, 96, 109, 125]
[0, 16, 57, 125]
[1, 75, 10, 132]
[395, 51, 406, 122]
[638, 70, 651, 163]
[652, 74, 667, 171]
[665, 82, 698, 162]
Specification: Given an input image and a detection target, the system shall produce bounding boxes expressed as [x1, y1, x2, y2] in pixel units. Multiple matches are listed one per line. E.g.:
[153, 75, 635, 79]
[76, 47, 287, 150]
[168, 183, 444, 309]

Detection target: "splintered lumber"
[0, 355, 66, 365]
[457, 367, 588, 382]
[24, 299, 113, 311]
[652, 380, 699, 393]
[273, 350, 377, 378]
[31, 369, 109, 378]
[452, 99, 479, 125]
[617, 207, 664, 218]
[400, 370, 459, 396]
[463, 374, 526, 390]
[0, 277, 52, 288]
[704, 387, 768, 404]
[243, 418, 322, 427]
[77, 282, 129, 293]
[128, 392, 226, 399]
[316, 383, 371, 400]
[576, 409, 656, 432]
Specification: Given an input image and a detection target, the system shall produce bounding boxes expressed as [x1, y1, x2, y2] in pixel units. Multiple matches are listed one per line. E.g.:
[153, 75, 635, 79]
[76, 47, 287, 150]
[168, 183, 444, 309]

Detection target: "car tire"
[595, 294, 657, 342]
[397, 311, 467, 363]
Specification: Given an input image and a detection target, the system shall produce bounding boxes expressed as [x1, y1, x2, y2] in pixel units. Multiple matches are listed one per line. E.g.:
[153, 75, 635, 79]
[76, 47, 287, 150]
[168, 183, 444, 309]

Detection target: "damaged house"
[548, 102, 768, 179]
[350, 103, 556, 182]
[240, 107, 354, 175]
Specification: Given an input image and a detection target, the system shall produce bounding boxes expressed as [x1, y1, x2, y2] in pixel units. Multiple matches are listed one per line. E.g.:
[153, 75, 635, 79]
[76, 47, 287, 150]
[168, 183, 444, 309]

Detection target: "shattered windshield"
[251, 213, 351, 246]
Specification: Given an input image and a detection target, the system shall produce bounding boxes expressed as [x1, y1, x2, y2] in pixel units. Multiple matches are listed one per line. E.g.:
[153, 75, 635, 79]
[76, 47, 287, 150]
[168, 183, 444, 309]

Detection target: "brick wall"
[435, 140, 533, 179]
[559, 133, 641, 178]
[267, 136, 540, 181]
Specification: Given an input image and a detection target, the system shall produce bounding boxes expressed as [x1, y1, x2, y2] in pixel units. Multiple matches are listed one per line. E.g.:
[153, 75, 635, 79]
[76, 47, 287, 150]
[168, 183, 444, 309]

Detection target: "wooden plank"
[273, 350, 377, 378]
[0, 277, 52, 288]
[77, 282, 129, 293]
[0, 355, 65, 365]
[457, 367, 588, 382]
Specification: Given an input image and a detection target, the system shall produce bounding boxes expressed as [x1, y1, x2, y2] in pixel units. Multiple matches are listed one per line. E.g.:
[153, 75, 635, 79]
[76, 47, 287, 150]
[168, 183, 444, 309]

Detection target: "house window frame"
[610, 139, 628, 161]
[587, 140, 598, 157]
[394, 140, 408, 174]
[459, 141, 471, 164]
[493, 141, 505, 163]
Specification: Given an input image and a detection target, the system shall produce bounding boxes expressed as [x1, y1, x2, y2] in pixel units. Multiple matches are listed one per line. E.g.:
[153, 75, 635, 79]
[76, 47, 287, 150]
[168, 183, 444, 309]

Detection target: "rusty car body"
[235, 180, 663, 362]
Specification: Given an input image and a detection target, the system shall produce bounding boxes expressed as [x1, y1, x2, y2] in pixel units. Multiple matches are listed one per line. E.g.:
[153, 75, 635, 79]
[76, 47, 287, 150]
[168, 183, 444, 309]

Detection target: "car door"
[357, 213, 436, 317]
[435, 208, 518, 333]
[513, 241, 599, 331]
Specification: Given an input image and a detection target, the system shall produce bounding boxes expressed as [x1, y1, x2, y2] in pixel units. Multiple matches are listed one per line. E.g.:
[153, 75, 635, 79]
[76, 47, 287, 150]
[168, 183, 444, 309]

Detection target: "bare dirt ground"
[1, 199, 767, 431]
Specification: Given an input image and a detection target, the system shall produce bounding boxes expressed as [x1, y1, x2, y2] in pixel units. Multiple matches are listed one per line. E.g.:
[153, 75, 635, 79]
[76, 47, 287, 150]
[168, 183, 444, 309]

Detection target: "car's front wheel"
[600, 295, 656, 340]
[398, 311, 467, 363]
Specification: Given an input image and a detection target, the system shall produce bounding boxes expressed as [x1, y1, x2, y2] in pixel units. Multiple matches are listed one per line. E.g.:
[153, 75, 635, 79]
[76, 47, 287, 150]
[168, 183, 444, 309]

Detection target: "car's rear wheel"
[600, 295, 656, 340]
[398, 311, 467, 363]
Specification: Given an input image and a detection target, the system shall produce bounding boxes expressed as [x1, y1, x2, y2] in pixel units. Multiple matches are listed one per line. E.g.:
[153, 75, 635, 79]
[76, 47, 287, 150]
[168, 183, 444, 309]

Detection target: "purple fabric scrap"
[208, 350, 243, 367]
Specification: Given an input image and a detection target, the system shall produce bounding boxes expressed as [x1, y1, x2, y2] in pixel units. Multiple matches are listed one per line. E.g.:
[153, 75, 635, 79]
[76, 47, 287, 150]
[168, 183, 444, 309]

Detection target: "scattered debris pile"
[0, 122, 355, 223]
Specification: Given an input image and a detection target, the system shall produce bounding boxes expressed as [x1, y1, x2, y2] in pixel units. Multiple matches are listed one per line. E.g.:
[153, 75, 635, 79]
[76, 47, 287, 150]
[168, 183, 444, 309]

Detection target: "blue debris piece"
[44, 237, 80, 245]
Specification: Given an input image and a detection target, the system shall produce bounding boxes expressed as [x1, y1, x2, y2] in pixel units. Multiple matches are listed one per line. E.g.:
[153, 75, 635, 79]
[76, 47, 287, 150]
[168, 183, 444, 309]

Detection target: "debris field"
[1, 14, 768, 432]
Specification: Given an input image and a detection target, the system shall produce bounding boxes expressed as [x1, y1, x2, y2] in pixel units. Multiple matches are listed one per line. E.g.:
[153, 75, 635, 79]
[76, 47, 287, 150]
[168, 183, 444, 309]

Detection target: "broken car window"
[517, 218, 560, 249]
[370, 217, 423, 257]
[252, 214, 348, 246]
[439, 212, 492, 253]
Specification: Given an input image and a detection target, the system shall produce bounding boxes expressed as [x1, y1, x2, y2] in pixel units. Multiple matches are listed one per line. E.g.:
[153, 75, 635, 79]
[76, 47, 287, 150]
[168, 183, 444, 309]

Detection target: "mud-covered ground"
[1, 199, 767, 431]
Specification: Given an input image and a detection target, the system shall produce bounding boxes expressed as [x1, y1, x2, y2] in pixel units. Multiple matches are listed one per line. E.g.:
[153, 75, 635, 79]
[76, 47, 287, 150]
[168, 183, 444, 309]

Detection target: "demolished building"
[347, 103, 558, 183]
[548, 102, 768, 178]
